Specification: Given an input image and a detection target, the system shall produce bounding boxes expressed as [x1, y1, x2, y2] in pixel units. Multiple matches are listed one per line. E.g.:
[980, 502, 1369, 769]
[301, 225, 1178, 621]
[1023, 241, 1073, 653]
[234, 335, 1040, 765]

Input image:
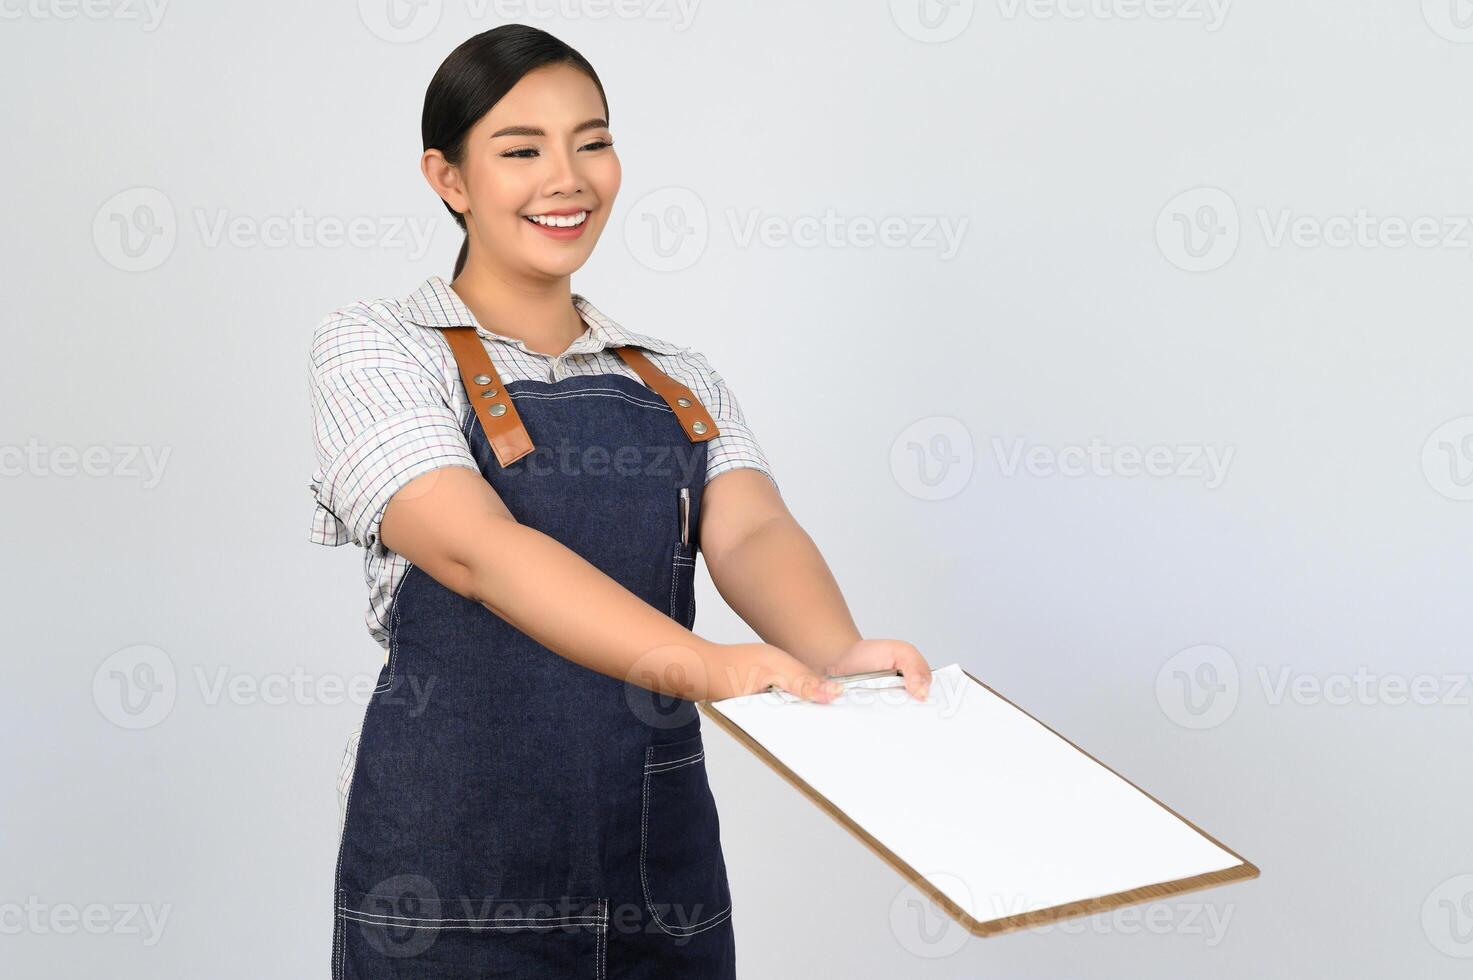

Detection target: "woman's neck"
[449, 271, 589, 357]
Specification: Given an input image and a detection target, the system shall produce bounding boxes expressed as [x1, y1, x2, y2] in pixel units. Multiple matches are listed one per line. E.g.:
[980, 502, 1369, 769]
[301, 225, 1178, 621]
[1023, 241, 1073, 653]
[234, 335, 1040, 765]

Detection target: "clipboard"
[697, 663, 1259, 938]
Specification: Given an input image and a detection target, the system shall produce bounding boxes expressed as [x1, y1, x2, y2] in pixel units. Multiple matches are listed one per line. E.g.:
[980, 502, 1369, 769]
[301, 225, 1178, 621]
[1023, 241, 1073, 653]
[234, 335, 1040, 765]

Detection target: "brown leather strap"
[443, 327, 534, 467]
[613, 347, 720, 443]
[442, 330, 719, 468]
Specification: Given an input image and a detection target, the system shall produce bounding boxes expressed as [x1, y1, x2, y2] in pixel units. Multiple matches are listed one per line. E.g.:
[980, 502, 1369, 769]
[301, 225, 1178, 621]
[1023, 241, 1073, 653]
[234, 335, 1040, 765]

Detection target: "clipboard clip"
[763, 668, 907, 704]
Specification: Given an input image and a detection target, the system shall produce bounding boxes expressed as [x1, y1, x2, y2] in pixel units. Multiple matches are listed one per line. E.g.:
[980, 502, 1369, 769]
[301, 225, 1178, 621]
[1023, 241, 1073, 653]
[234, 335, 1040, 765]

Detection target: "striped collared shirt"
[308, 275, 777, 650]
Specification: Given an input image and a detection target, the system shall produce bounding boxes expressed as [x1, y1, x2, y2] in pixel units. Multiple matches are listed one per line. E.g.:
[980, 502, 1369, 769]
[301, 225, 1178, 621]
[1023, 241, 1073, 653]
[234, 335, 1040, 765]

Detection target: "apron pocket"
[639, 732, 733, 938]
[337, 887, 607, 979]
[670, 551, 696, 629]
[670, 486, 697, 629]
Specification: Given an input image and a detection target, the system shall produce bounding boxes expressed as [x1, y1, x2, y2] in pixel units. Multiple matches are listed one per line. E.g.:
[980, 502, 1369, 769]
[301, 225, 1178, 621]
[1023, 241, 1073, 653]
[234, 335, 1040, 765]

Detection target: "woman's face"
[425, 63, 620, 282]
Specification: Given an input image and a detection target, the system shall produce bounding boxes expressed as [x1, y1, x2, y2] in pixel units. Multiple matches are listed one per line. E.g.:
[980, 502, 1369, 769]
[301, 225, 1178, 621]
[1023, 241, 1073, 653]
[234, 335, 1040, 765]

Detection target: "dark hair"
[422, 25, 610, 279]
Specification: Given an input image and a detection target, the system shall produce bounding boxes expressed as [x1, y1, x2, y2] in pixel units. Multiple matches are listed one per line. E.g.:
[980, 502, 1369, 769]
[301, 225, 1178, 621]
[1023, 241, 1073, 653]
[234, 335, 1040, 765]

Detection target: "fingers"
[759, 644, 932, 704]
[893, 644, 934, 701]
[771, 667, 844, 703]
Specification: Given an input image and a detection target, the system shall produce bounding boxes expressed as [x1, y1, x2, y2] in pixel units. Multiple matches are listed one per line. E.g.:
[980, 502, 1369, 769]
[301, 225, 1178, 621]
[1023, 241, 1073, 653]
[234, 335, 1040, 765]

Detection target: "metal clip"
[679, 486, 690, 548]
[763, 668, 906, 703]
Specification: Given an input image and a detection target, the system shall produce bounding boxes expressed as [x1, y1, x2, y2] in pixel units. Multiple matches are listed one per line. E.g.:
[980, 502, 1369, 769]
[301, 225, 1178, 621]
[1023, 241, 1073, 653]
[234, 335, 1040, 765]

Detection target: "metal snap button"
[691, 420, 707, 434]
[479, 388, 497, 398]
[473, 373, 492, 385]
[489, 403, 507, 417]
[676, 397, 691, 407]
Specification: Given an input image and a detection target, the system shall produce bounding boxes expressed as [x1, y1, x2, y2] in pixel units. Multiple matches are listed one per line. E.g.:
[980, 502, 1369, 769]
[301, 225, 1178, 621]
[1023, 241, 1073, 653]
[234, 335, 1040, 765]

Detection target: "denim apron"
[333, 329, 737, 979]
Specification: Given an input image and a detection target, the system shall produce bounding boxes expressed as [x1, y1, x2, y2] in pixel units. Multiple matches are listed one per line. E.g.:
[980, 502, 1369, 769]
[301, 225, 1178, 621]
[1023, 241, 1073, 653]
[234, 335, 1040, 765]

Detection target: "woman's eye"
[500, 140, 612, 160]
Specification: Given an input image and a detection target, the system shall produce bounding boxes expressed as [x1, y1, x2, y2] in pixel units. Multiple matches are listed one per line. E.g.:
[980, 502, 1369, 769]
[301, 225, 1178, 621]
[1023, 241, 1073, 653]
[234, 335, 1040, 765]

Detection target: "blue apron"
[332, 334, 738, 978]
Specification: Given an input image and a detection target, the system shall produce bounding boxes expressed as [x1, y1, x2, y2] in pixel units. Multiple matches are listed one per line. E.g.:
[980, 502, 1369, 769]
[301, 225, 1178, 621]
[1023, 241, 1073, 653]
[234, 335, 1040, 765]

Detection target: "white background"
[3, 1, 1471, 977]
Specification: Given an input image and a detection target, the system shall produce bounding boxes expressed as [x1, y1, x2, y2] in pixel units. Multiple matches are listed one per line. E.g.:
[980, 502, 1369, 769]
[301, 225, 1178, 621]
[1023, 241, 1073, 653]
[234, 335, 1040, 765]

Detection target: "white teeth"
[526, 210, 588, 228]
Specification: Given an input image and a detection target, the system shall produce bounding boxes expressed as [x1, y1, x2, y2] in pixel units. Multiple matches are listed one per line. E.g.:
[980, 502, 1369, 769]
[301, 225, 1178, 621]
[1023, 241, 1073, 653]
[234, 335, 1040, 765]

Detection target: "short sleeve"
[307, 307, 480, 555]
[681, 351, 779, 495]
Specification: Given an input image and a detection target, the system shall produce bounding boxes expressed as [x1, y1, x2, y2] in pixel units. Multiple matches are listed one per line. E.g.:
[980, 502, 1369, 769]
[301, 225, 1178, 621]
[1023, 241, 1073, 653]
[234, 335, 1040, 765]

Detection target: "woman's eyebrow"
[489, 118, 609, 138]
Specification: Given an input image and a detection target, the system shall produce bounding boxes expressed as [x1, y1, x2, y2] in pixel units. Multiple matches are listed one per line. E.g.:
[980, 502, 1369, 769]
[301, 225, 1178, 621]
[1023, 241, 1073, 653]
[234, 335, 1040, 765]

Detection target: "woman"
[309, 24, 934, 978]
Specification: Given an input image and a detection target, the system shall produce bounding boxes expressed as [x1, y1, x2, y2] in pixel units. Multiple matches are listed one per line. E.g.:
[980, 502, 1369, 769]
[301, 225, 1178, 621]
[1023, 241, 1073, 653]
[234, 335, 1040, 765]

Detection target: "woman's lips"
[523, 209, 590, 241]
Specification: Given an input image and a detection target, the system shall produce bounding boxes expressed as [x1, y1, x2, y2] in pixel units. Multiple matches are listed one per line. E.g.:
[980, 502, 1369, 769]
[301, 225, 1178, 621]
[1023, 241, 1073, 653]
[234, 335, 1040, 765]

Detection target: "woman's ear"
[421, 148, 468, 216]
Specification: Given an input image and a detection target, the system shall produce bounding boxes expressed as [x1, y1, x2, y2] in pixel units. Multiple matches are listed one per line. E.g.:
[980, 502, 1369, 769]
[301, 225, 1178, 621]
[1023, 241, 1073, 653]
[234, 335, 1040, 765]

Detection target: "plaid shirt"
[308, 275, 777, 650]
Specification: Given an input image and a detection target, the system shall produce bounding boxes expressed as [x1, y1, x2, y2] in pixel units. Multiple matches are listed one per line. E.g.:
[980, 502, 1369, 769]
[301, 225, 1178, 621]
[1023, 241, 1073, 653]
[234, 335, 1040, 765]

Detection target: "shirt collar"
[402, 275, 681, 356]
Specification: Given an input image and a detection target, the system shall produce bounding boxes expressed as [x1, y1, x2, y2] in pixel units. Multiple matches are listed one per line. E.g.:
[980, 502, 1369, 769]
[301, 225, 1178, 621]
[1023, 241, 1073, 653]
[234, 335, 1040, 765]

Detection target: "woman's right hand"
[703, 642, 845, 703]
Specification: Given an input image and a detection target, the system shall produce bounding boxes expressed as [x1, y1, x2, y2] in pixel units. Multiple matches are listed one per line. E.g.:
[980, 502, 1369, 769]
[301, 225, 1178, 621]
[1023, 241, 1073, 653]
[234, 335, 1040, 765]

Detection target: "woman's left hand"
[821, 639, 933, 701]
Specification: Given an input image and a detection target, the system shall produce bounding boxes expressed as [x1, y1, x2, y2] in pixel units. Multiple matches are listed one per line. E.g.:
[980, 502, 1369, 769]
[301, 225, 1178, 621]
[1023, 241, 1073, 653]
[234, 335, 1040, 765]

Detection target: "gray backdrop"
[4, 1, 1471, 977]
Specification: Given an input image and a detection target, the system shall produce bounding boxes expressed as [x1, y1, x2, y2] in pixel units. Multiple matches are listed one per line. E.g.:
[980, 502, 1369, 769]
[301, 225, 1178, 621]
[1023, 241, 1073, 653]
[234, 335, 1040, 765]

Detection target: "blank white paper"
[711, 663, 1245, 925]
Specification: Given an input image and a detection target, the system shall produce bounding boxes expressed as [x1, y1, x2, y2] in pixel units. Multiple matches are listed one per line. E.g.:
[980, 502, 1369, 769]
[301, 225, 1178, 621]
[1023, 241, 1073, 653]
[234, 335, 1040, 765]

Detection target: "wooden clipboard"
[697, 663, 1259, 938]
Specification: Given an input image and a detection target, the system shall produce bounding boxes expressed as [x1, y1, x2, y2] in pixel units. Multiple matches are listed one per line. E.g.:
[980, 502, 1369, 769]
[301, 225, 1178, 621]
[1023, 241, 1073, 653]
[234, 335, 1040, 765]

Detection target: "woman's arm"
[699, 469, 934, 700]
[378, 465, 844, 703]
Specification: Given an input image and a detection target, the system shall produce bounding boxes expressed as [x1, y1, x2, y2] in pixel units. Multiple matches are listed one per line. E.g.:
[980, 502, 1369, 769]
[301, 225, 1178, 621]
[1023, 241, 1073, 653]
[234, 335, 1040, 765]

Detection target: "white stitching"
[511, 387, 672, 413]
[648, 749, 703, 768]
[662, 902, 732, 937]
[671, 478, 697, 624]
[670, 555, 694, 621]
[340, 906, 603, 922]
[645, 749, 704, 771]
[458, 368, 676, 414]
[338, 895, 603, 922]
[339, 911, 602, 930]
[645, 754, 704, 775]
[340, 908, 603, 924]
[334, 696, 375, 977]
[639, 744, 733, 937]
[373, 567, 412, 695]
[338, 900, 601, 921]
[597, 897, 606, 980]
[333, 756, 360, 979]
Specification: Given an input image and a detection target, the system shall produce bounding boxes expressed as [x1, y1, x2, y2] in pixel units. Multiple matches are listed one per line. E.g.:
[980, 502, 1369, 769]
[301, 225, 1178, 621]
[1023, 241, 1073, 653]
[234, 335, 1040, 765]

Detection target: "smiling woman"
[315, 21, 932, 980]
[326, 25, 753, 980]
[419, 31, 618, 278]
